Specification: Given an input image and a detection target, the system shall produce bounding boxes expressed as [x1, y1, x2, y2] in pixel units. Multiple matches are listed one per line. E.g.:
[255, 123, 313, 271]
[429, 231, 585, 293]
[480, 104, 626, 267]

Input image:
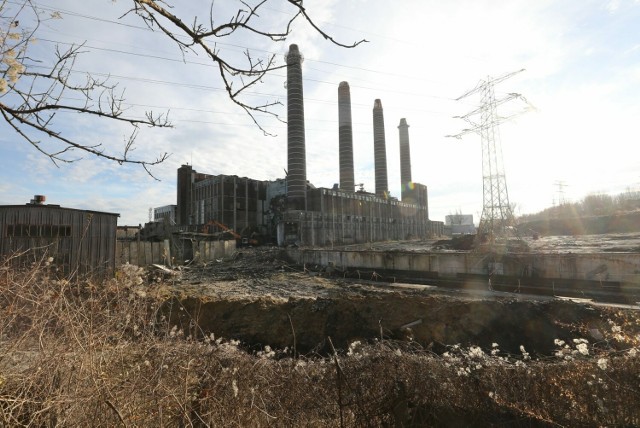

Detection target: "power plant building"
[176, 165, 271, 234]
[281, 187, 433, 246]
[170, 43, 443, 246]
[154, 205, 177, 224]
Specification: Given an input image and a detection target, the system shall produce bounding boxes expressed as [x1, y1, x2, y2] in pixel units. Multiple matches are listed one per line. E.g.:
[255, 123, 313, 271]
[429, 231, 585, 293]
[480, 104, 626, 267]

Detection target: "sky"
[1, 0, 639, 225]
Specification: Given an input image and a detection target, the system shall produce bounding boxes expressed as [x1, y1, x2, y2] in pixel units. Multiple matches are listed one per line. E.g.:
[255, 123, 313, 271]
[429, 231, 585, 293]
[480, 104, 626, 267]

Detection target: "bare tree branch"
[1, 1, 172, 175]
[1, 0, 366, 173]
[286, 0, 369, 48]
[128, 0, 367, 135]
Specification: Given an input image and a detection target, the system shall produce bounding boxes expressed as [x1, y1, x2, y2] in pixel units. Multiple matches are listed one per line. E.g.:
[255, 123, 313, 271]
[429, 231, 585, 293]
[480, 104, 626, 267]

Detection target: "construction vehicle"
[201, 220, 259, 246]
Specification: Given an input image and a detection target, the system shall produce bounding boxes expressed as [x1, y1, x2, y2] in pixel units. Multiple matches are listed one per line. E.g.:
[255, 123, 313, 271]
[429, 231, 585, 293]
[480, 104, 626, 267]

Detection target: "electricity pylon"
[447, 70, 531, 245]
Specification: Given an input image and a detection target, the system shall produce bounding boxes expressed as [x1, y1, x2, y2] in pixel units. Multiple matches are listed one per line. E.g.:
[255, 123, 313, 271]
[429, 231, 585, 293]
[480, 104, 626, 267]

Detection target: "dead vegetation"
[1, 253, 640, 426]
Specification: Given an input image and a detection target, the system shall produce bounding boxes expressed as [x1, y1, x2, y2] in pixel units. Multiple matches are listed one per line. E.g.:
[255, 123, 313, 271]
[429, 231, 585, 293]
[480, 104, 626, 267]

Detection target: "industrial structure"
[177, 169, 268, 231]
[449, 70, 529, 242]
[445, 214, 476, 235]
[154, 205, 177, 224]
[398, 118, 412, 200]
[286, 44, 307, 211]
[159, 43, 443, 246]
[0, 196, 119, 276]
[372, 99, 389, 198]
[338, 81, 355, 192]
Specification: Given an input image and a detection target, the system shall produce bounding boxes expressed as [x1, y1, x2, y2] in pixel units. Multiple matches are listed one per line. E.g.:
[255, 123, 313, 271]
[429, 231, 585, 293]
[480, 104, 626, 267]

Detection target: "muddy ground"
[148, 246, 640, 357]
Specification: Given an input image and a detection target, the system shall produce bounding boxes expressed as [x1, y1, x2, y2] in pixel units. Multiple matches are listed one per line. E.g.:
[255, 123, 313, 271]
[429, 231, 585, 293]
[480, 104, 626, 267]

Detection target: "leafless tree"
[0, 0, 366, 176]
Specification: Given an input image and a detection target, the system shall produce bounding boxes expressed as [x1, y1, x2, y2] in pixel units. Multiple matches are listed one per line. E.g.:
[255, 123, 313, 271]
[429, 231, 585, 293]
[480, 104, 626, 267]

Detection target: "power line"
[33, 36, 456, 104]
[15, 0, 150, 30]
[41, 93, 441, 131]
[27, 0, 461, 88]
[35, 39, 444, 107]
[12, 4, 465, 118]
[24, 62, 453, 117]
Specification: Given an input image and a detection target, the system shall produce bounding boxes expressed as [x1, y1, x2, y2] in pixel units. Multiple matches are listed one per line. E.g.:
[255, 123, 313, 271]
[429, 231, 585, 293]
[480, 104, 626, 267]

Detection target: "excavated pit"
[163, 294, 621, 355]
[154, 247, 640, 356]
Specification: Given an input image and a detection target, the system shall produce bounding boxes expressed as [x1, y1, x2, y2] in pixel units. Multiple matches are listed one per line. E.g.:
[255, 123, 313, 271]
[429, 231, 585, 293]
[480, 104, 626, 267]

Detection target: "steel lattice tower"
[477, 82, 512, 239]
[449, 70, 529, 242]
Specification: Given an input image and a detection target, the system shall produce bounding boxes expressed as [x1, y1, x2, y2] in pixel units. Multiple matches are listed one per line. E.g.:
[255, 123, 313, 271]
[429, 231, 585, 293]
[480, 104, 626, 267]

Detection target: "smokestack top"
[398, 118, 409, 128]
[374, 99, 382, 109]
[339, 81, 349, 88]
[286, 44, 303, 66]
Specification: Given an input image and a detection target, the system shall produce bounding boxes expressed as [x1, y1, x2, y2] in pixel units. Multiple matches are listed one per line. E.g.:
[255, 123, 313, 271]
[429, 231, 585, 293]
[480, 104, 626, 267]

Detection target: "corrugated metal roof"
[0, 204, 119, 217]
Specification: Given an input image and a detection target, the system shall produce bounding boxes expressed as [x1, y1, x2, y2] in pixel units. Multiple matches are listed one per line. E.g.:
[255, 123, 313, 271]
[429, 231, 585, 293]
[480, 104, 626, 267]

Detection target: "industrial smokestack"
[177, 164, 194, 225]
[338, 82, 355, 191]
[372, 99, 388, 197]
[398, 118, 413, 201]
[285, 44, 307, 210]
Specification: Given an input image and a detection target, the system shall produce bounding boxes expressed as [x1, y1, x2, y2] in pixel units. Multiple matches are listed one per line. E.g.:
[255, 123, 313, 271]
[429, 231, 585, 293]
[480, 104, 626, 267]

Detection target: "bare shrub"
[0, 255, 639, 426]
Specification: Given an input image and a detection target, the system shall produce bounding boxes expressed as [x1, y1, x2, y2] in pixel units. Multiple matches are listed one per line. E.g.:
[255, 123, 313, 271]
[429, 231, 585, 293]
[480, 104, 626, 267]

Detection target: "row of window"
[5, 224, 72, 237]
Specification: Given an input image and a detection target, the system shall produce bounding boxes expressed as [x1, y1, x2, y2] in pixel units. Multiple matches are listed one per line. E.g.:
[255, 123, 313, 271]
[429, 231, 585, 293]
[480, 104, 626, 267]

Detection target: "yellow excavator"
[202, 220, 258, 246]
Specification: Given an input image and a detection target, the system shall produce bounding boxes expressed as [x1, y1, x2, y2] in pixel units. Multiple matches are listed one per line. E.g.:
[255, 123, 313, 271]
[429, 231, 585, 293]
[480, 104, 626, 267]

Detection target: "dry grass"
[1, 255, 639, 427]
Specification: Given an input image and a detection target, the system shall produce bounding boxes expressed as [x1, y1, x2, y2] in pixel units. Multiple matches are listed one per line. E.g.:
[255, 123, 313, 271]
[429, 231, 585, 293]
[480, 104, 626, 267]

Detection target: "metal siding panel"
[0, 206, 117, 277]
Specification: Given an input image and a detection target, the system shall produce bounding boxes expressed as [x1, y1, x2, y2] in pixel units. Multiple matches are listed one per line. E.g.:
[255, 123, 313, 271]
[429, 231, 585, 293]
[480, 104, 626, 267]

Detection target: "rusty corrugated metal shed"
[0, 204, 119, 277]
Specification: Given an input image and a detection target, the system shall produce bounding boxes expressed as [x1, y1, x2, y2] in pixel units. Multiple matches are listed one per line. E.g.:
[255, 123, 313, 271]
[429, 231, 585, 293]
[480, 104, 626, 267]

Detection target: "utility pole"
[447, 70, 531, 245]
[554, 180, 568, 205]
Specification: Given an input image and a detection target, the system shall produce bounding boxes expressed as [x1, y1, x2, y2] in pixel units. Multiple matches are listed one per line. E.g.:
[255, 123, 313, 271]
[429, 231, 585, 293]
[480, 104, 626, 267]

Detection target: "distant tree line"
[518, 189, 640, 223]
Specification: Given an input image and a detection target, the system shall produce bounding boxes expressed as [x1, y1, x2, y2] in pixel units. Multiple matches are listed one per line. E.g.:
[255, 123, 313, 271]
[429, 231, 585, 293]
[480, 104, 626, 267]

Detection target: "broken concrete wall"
[116, 240, 169, 266]
[116, 239, 236, 267]
[194, 240, 236, 263]
[526, 253, 640, 283]
[289, 248, 640, 286]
